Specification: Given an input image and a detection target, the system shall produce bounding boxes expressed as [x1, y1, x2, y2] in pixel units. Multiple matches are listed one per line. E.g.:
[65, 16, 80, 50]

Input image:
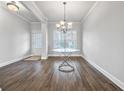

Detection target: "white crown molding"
[81, 55, 124, 90]
[81, 2, 99, 24]
[48, 20, 81, 23]
[48, 21, 81, 24]
[31, 22, 41, 24]
[21, 1, 48, 23]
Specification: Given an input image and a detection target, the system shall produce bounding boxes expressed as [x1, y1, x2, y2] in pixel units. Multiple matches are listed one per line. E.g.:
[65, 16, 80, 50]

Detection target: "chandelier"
[56, 2, 72, 32]
[53, 2, 75, 72]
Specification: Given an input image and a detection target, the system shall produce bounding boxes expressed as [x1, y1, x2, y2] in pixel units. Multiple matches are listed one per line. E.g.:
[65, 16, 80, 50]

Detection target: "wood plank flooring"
[0, 57, 122, 91]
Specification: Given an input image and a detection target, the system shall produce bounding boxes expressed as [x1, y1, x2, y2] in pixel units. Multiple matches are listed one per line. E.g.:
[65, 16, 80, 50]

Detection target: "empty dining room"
[0, 0, 124, 91]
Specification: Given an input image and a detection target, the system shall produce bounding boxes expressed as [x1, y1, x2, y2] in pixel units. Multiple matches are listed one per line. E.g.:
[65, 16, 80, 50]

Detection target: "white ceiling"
[0, 1, 95, 22]
[35, 1, 95, 22]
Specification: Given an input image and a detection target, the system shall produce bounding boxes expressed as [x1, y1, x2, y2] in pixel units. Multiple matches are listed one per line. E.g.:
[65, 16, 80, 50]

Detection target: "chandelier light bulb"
[60, 21, 65, 26]
[68, 22, 72, 29]
[68, 22, 72, 25]
[62, 26, 66, 29]
[56, 24, 60, 28]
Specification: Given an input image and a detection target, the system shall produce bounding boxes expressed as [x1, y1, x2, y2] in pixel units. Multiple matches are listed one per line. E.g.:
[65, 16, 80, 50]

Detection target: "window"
[54, 30, 77, 49]
[32, 32, 42, 49]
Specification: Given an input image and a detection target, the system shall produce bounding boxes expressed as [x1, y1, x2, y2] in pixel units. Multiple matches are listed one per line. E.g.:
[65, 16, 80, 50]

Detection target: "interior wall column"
[41, 22, 48, 59]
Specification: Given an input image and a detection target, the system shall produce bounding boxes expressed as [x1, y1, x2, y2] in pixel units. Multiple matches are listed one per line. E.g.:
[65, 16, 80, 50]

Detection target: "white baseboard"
[48, 54, 82, 57]
[41, 56, 48, 60]
[82, 55, 124, 90]
[0, 55, 31, 68]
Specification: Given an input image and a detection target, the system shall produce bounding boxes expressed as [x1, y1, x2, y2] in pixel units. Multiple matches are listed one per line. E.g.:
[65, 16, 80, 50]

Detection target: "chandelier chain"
[63, 2, 66, 21]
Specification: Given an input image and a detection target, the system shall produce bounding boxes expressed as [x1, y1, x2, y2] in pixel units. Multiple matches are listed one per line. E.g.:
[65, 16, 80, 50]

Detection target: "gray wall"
[82, 2, 124, 84]
[48, 22, 82, 56]
[0, 7, 31, 66]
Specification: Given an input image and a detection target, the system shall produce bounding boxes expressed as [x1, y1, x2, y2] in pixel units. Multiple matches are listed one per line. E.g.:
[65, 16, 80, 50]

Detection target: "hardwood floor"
[0, 57, 122, 91]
